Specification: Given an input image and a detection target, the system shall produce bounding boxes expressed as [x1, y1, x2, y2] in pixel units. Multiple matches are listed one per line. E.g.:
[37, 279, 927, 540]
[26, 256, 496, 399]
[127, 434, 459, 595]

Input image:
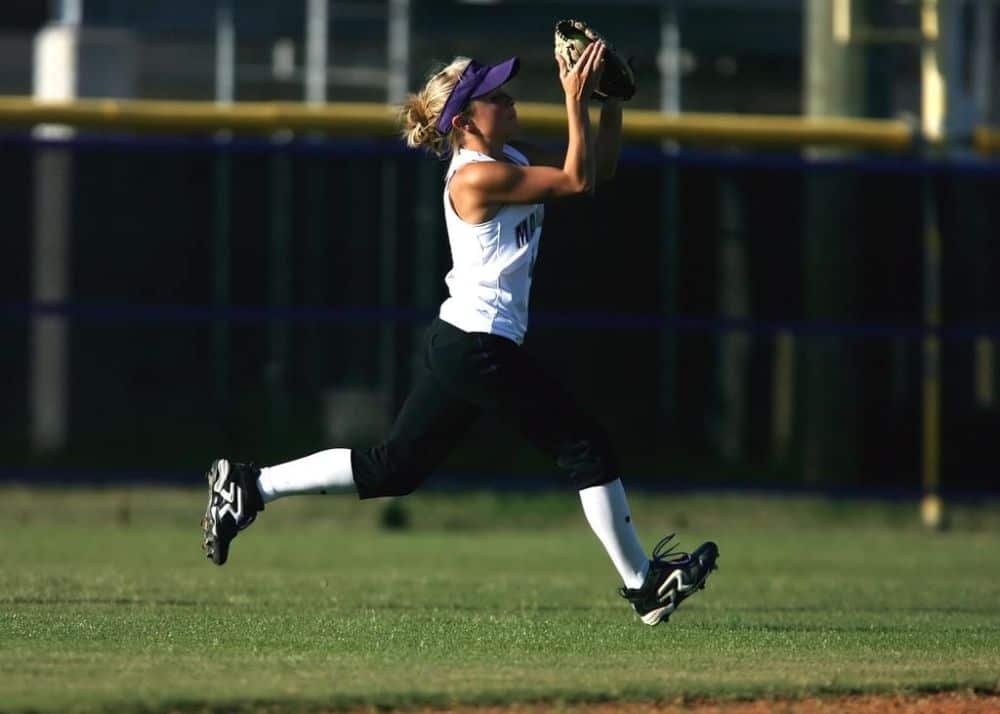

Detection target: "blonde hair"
[399, 57, 472, 158]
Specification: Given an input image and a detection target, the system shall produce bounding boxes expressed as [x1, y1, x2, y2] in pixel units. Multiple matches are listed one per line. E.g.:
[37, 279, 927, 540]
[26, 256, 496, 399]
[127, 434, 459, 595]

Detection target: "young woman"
[201, 42, 718, 626]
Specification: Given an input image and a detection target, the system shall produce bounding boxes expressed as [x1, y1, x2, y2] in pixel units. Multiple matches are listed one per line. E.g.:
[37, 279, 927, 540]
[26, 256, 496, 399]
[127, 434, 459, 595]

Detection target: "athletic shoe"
[201, 458, 264, 566]
[619, 533, 719, 626]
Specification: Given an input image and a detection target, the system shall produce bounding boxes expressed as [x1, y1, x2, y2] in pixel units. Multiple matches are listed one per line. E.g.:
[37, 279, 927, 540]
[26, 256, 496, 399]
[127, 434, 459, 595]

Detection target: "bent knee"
[354, 441, 431, 499]
[557, 428, 619, 490]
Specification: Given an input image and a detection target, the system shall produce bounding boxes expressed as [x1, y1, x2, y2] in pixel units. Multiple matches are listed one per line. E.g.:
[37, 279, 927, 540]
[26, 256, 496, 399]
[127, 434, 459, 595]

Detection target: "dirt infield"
[379, 693, 1000, 714]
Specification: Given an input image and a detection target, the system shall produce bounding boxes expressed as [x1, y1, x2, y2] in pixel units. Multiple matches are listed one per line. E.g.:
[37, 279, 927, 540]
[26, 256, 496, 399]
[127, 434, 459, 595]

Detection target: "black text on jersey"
[515, 206, 544, 249]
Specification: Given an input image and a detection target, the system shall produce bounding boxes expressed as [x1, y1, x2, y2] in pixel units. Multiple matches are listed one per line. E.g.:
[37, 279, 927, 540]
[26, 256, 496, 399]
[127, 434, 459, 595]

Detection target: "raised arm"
[510, 71, 621, 183]
[595, 97, 622, 182]
[450, 42, 606, 216]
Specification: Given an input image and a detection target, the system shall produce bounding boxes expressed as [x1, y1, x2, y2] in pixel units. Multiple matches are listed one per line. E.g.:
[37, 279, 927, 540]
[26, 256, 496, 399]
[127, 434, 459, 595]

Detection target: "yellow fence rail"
[0, 97, 401, 137]
[0, 95, 946, 152]
[520, 103, 916, 151]
[2, 95, 997, 152]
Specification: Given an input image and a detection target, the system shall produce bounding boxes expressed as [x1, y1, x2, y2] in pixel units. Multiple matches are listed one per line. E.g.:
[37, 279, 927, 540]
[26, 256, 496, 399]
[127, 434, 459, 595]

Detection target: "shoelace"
[619, 533, 691, 598]
[651, 533, 690, 564]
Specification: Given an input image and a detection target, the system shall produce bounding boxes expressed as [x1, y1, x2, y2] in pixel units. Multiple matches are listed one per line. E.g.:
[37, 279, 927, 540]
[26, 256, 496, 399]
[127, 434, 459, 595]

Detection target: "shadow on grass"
[28, 685, 1000, 714]
[368, 602, 614, 613]
[715, 622, 1000, 634]
[2, 597, 201, 607]
[755, 605, 1000, 616]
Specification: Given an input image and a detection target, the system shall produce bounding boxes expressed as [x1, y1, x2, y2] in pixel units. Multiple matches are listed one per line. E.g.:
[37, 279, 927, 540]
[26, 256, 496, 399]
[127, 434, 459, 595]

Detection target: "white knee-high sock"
[579, 479, 650, 589]
[256, 448, 355, 503]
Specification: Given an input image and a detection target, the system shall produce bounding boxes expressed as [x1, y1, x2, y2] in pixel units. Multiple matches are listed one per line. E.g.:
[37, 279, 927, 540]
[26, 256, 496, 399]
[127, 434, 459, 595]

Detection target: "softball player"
[201, 41, 718, 626]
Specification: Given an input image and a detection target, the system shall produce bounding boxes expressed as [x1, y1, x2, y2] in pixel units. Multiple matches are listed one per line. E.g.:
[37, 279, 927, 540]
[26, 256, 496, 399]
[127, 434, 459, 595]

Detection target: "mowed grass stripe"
[1, 488, 998, 713]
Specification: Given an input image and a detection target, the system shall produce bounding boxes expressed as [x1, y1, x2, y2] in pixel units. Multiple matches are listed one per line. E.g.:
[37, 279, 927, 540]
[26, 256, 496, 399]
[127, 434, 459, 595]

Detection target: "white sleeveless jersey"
[438, 144, 544, 345]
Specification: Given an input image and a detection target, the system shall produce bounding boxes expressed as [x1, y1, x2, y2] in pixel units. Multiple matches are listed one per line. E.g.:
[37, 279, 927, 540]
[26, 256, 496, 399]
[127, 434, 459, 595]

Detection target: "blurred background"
[1, 0, 999, 503]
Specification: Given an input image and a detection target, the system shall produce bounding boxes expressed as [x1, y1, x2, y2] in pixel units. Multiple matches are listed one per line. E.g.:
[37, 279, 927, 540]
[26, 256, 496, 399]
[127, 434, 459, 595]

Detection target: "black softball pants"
[351, 318, 619, 498]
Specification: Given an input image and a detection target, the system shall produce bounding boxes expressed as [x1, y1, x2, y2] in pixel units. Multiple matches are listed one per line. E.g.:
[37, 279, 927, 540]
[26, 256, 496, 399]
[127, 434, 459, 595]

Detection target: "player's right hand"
[556, 41, 606, 103]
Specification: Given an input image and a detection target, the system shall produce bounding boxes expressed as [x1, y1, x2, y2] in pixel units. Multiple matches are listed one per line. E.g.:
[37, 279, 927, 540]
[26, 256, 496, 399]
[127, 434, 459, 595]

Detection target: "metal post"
[30, 150, 72, 452]
[921, 0, 944, 142]
[305, 0, 328, 104]
[303, 151, 329, 397]
[801, 0, 873, 484]
[380, 160, 400, 410]
[716, 176, 748, 463]
[920, 0, 944, 528]
[921, 177, 943, 528]
[302, 0, 330, 402]
[972, 0, 995, 121]
[659, 1, 680, 115]
[657, 0, 680, 429]
[972, 0, 996, 410]
[215, 1, 234, 104]
[413, 159, 442, 381]
[382, 0, 409, 410]
[29, 0, 84, 452]
[213, 0, 234, 408]
[268, 144, 293, 441]
[387, 0, 410, 105]
[54, 0, 82, 25]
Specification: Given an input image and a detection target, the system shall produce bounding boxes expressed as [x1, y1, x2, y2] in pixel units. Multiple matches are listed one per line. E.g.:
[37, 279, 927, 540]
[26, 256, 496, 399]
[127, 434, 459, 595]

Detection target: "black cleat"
[201, 458, 264, 566]
[619, 534, 719, 626]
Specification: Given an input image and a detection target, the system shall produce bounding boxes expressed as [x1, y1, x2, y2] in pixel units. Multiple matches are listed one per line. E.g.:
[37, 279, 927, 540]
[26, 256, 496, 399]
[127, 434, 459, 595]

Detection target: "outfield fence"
[3, 99, 999, 508]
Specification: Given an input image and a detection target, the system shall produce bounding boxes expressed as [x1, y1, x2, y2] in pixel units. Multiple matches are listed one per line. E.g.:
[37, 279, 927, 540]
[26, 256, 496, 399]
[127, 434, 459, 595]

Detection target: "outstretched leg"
[465, 334, 719, 625]
[578, 479, 649, 589]
[202, 321, 482, 565]
[255, 373, 480, 502]
[257, 448, 354, 500]
[472, 338, 650, 588]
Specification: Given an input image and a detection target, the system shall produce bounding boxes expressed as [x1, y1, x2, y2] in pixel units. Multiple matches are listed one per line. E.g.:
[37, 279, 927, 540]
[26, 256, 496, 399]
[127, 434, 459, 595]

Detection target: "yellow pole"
[920, 0, 944, 529]
[921, 202, 944, 529]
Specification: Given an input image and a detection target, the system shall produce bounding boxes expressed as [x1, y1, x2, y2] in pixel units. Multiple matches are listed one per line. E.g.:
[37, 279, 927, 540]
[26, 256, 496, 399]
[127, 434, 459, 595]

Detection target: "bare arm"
[450, 42, 606, 215]
[454, 162, 589, 206]
[595, 97, 622, 182]
[562, 79, 596, 197]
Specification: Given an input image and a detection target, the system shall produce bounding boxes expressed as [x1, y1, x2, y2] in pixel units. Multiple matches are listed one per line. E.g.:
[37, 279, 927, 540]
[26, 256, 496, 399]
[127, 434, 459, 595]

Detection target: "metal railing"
[0, 95, 945, 151]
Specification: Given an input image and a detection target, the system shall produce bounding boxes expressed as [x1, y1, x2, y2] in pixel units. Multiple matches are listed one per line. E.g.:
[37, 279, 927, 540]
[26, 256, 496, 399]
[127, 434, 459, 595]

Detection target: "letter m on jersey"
[514, 211, 538, 248]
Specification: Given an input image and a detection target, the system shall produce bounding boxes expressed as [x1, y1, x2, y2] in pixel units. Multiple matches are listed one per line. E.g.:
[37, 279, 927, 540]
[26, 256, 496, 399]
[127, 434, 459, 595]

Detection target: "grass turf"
[1, 487, 999, 713]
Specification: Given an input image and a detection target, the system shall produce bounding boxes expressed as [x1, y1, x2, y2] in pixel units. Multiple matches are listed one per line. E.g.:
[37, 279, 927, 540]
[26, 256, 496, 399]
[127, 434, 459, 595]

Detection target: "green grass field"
[2, 486, 999, 713]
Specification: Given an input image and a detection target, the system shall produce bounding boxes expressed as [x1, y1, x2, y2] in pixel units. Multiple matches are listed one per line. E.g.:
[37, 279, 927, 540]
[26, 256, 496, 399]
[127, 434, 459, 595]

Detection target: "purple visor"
[435, 57, 519, 134]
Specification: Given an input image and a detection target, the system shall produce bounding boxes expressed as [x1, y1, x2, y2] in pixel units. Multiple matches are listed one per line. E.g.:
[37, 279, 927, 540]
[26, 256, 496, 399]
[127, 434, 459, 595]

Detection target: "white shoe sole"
[642, 553, 718, 626]
[201, 458, 230, 565]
